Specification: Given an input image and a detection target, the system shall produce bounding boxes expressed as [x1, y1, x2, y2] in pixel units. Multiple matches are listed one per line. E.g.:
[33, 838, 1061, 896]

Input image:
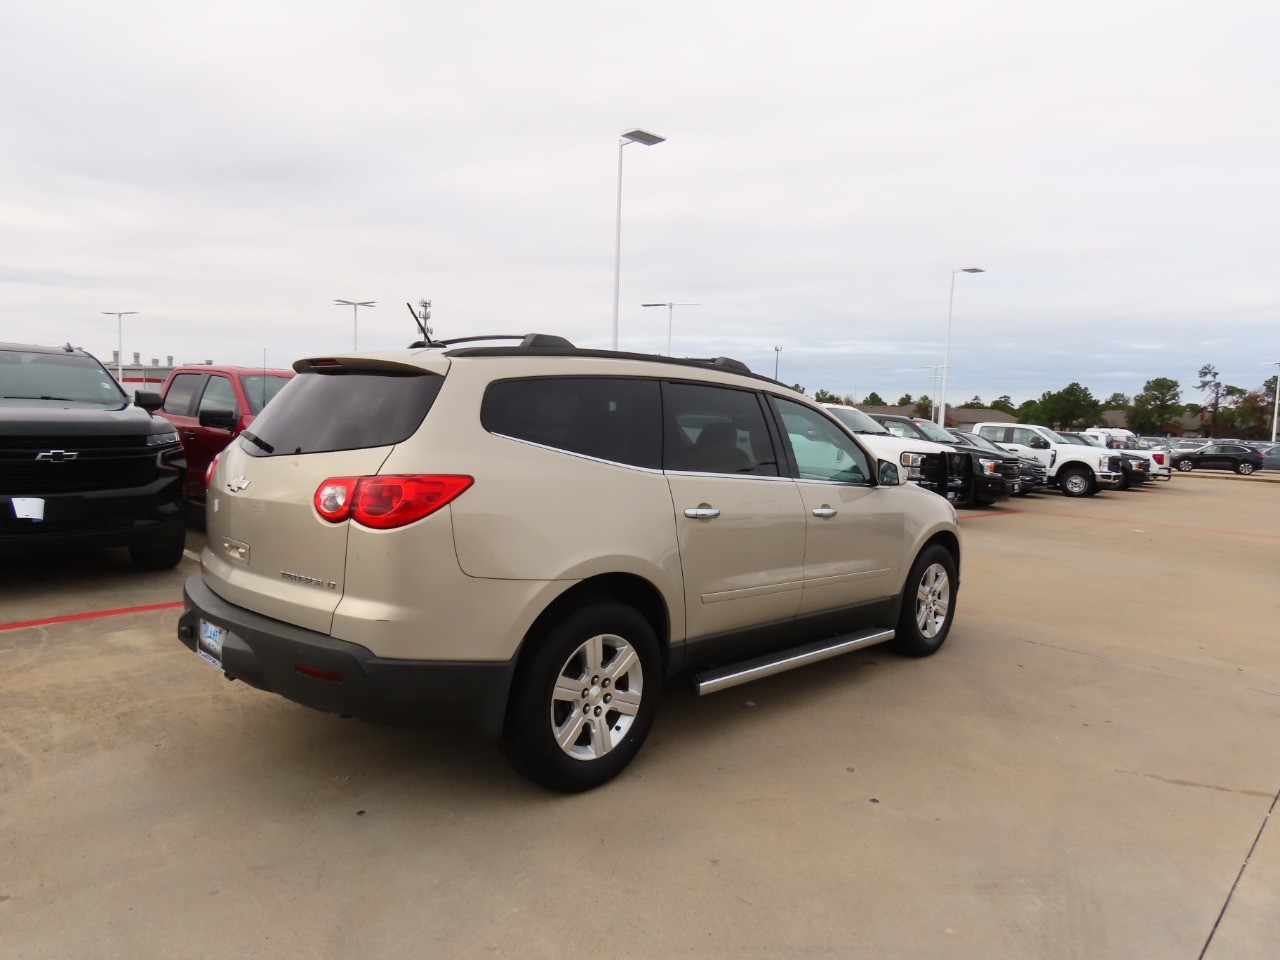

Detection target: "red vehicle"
[157, 365, 294, 499]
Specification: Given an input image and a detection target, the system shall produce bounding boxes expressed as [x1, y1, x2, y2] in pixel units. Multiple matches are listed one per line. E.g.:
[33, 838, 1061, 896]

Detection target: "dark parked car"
[948, 430, 1046, 494]
[872, 415, 1016, 506]
[0, 342, 186, 568]
[1172, 443, 1264, 475]
[157, 365, 294, 500]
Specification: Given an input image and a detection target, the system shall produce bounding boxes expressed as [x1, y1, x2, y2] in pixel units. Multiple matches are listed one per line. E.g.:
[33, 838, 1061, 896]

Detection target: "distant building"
[99, 351, 214, 388]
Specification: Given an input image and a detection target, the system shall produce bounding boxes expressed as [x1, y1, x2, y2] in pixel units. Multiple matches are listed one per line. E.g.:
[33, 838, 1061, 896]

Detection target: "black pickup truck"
[872, 414, 1019, 506]
[0, 342, 186, 568]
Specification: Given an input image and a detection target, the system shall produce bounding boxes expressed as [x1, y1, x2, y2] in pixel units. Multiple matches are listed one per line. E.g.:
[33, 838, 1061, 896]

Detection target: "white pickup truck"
[1083, 427, 1173, 481]
[971, 422, 1124, 497]
[823, 404, 966, 502]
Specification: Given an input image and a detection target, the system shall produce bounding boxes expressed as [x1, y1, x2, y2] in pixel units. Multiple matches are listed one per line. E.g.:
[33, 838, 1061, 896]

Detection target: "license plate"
[197, 619, 225, 668]
[1010, 481, 1021, 493]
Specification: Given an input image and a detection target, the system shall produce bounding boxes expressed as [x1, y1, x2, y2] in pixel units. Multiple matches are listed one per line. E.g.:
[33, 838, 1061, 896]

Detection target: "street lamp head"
[641, 303, 667, 308]
[958, 267, 984, 274]
[335, 299, 376, 308]
[621, 129, 665, 146]
[101, 310, 137, 316]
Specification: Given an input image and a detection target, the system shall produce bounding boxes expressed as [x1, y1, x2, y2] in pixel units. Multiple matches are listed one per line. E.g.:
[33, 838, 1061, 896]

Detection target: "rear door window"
[241, 370, 443, 456]
[663, 382, 779, 476]
[481, 377, 661, 469]
[198, 375, 239, 418]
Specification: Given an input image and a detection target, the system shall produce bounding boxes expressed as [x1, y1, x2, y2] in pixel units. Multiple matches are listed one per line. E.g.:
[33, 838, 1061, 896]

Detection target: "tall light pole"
[774, 345, 782, 380]
[1264, 361, 1280, 443]
[611, 129, 666, 350]
[937, 268, 985, 427]
[334, 299, 376, 349]
[641, 302, 699, 355]
[101, 311, 138, 384]
[922, 364, 943, 420]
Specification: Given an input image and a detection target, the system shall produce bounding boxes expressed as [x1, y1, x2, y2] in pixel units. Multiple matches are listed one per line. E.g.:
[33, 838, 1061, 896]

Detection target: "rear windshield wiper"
[239, 429, 275, 454]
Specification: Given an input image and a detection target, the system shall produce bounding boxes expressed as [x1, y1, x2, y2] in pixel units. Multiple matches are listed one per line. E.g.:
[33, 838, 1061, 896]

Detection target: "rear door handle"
[811, 506, 837, 519]
[684, 505, 721, 520]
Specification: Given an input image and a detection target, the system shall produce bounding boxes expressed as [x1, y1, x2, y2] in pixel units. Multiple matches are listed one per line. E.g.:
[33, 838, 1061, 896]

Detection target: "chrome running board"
[693, 627, 896, 696]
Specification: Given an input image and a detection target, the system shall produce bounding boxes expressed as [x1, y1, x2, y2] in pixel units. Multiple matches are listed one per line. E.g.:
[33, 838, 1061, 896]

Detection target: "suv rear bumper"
[178, 575, 517, 740]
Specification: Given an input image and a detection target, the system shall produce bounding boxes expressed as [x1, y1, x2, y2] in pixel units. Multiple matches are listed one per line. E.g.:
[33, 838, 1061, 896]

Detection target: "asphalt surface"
[2, 474, 1277, 959]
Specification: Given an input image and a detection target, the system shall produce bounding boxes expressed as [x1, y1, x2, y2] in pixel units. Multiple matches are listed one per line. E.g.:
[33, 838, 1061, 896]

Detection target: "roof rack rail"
[693, 356, 752, 375]
[409, 333, 575, 349]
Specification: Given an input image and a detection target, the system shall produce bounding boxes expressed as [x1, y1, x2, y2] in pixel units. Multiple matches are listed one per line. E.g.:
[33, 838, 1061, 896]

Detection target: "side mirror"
[877, 460, 902, 485]
[134, 390, 163, 412]
[198, 408, 238, 431]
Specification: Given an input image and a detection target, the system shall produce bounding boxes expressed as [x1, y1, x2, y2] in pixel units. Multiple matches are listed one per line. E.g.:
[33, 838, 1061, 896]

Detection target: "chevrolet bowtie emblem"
[227, 476, 251, 492]
[36, 450, 79, 462]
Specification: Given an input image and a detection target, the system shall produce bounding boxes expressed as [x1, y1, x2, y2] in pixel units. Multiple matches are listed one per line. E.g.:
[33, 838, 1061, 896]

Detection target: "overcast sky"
[2, 1, 1277, 405]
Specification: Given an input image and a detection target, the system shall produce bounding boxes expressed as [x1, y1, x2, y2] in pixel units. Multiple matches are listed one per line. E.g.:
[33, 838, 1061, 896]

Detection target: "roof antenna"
[406, 299, 436, 347]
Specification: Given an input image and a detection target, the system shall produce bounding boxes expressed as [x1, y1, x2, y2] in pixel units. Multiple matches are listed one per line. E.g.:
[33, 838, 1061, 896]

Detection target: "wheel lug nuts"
[604, 694, 612, 703]
[592, 676, 600, 684]
[602, 678, 610, 688]
[594, 706, 602, 716]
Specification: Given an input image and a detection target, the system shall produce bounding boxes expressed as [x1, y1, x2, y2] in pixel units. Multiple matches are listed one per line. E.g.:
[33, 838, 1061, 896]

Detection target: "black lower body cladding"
[177, 575, 518, 739]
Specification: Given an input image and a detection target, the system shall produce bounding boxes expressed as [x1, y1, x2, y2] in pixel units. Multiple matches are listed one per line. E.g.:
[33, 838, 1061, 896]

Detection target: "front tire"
[894, 544, 958, 658]
[1058, 467, 1095, 497]
[503, 602, 660, 793]
[1176, 459, 1194, 472]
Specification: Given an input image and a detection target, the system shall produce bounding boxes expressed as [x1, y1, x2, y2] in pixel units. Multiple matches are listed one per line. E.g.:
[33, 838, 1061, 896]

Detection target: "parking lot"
[2, 474, 1277, 959]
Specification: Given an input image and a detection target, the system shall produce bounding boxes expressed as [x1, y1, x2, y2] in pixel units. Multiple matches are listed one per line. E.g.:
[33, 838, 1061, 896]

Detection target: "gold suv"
[177, 335, 961, 791]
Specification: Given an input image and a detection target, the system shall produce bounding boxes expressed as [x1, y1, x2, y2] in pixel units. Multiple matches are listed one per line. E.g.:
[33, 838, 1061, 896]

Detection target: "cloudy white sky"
[2, 1, 1277, 405]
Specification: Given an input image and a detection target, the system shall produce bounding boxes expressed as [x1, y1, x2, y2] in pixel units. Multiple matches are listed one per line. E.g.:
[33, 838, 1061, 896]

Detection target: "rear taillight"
[205, 452, 221, 489]
[314, 475, 473, 529]
[315, 477, 360, 521]
[1153, 453, 1166, 465]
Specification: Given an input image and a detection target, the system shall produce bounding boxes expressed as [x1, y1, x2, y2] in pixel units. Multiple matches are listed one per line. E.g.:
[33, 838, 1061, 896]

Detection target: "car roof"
[0, 341, 90, 356]
[170, 365, 294, 376]
[298, 333, 786, 389]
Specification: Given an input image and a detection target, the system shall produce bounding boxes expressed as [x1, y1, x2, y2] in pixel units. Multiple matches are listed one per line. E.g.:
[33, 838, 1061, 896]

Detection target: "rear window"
[240, 375, 292, 415]
[239, 370, 443, 456]
[481, 377, 661, 469]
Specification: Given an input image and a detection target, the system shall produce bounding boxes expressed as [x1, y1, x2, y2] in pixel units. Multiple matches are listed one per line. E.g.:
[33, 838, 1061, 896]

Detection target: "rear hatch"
[202, 354, 447, 634]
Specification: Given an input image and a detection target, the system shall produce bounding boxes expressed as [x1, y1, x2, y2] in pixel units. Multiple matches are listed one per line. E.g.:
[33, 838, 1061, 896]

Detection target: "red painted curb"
[0, 600, 185, 633]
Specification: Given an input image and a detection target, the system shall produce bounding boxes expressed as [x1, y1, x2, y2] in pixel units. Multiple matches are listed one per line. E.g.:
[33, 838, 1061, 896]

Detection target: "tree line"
[799, 364, 1279, 438]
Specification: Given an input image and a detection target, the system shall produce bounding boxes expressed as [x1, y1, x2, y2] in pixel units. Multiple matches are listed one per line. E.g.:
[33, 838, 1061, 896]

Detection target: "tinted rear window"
[481, 377, 661, 469]
[240, 374, 292, 414]
[240, 370, 442, 456]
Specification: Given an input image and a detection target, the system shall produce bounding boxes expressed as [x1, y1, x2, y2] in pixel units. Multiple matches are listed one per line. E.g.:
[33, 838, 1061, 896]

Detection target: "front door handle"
[684, 504, 721, 520]
[811, 505, 838, 519]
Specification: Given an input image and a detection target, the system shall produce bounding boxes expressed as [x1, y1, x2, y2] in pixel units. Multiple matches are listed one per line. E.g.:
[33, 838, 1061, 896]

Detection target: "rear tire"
[502, 602, 660, 793]
[1237, 462, 1255, 475]
[894, 544, 957, 658]
[129, 527, 187, 570]
[1176, 459, 1194, 472]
